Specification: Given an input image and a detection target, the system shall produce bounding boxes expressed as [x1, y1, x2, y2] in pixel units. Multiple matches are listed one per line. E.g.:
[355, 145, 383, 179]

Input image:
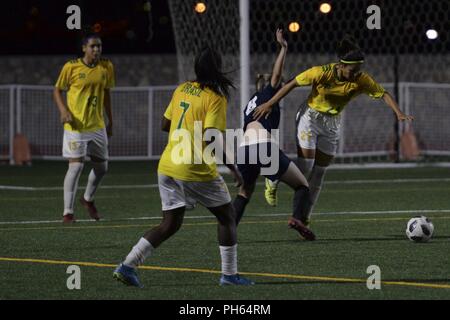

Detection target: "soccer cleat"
[304, 218, 311, 227]
[219, 274, 255, 286]
[264, 178, 278, 207]
[62, 214, 76, 223]
[288, 217, 316, 241]
[302, 218, 311, 227]
[79, 197, 101, 221]
[113, 264, 144, 288]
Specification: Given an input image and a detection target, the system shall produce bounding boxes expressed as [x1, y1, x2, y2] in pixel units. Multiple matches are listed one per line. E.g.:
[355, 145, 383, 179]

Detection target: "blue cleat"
[113, 264, 144, 288]
[219, 274, 255, 286]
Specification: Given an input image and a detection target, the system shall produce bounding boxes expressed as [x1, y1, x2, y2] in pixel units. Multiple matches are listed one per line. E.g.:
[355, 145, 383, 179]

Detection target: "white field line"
[1, 209, 450, 225]
[2, 177, 450, 191]
[0, 184, 159, 191]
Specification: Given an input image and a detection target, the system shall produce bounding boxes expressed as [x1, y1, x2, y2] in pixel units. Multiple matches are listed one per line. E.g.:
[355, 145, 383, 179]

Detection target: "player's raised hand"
[276, 28, 287, 48]
[397, 113, 414, 121]
[253, 102, 272, 121]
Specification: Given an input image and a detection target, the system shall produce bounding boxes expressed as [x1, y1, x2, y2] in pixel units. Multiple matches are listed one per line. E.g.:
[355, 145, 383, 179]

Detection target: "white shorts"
[295, 103, 341, 156]
[158, 174, 232, 211]
[63, 128, 109, 160]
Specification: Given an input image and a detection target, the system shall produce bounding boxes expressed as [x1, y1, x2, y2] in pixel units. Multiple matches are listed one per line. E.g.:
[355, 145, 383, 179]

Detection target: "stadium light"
[426, 29, 438, 40]
[93, 23, 102, 33]
[288, 21, 301, 33]
[194, 2, 206, 14]
[319, 3, 332, 14]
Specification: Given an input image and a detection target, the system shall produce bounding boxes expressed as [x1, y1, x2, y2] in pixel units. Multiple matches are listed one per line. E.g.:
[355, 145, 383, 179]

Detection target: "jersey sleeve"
[204, 95, 227, 131]
[164, 86, 183, 121]
[295, 66, 321, 86]
[55, 62, 72, 90]
[163, 99, 174, 120]
[359, 73, 385, 99]
[106, 60, 115, 89]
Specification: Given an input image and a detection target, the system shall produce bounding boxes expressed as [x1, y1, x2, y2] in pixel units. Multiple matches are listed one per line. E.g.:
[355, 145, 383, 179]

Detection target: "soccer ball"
[406, 216, 434, 243]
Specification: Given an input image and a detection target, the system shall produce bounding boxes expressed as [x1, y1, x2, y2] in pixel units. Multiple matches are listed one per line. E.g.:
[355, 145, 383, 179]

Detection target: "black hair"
[255, 74, 265, 91]
[194, 46, 235, 98]
[82, 32, 101, 46]
[336, 35, 364, 62]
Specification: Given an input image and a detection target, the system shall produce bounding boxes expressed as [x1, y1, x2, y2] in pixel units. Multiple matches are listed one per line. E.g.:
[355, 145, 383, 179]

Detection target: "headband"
[340, 59, 364, 64]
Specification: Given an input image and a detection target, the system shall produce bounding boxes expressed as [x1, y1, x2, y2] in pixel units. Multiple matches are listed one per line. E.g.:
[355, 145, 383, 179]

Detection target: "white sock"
[63, 162, 84, 215]
[123, 237, 154, 268]
[295, 158, 314, 179]
[84, 161, 108, 202]
[220, 244, 237, 276]
[306, 165, 327, 218]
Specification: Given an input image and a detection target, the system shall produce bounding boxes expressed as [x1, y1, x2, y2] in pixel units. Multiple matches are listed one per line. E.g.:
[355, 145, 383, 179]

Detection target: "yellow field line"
[1, 216, 450, 232]
[0, 257, 449, 290]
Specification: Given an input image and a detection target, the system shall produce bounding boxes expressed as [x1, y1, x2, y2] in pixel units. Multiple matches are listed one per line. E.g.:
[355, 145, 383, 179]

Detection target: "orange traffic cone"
[13, 133, 32, 166]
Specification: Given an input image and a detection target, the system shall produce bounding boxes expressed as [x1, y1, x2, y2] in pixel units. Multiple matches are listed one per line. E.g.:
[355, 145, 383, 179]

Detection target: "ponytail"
[194, 46, 235, 98]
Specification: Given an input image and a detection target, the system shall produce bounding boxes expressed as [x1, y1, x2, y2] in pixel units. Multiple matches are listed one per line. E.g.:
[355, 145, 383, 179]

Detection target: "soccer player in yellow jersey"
[255, 36, 414, 227]
[114, 47, 254, 287]
[53, 33, 115, 223]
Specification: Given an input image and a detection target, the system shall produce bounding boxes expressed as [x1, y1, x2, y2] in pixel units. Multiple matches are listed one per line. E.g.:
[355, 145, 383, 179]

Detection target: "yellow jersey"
[295, 63, 385, 115]
[55, 58, 115, 132]
[158, 81, 227, 182]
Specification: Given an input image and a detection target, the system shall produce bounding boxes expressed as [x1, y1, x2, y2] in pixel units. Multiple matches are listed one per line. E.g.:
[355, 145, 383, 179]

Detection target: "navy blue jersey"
[243, 84, 281, 132]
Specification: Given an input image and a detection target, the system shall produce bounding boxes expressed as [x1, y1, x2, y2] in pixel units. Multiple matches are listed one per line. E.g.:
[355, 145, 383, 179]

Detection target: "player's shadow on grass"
[240, 236, 401, 244]
[240, 234, 450, 245]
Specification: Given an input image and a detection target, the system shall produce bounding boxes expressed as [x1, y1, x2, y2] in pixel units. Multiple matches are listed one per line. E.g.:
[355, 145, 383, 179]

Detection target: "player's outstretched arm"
[53, 87, 72, 124]
[270, 28, 288, 88]
[253, 78, 298, 120]
[161, 116, 171, 132]
[382, 92, 414, 121]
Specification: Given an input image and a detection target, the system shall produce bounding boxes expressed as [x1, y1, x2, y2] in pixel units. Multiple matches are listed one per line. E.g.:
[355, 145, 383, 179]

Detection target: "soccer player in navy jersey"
[232, 29, 315, 240]
[255, 36, 413, 226]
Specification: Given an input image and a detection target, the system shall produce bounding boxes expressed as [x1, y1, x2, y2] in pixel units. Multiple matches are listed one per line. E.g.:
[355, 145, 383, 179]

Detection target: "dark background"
[1, 0, 175, 54]
[0, 0, 448, 55]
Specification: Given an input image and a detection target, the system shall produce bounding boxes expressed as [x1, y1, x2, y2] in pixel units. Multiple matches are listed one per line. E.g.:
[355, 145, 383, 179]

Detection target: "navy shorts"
[237, 142, 291, 186]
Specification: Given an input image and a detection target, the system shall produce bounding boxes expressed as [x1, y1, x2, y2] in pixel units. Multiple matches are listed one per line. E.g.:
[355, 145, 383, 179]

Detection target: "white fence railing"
[1, 83, 449, 164]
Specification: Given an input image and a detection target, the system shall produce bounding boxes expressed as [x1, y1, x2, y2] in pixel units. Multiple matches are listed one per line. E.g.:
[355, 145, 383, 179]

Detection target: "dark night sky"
[0, 0, 176, 54]
[0, 0, 448, 55]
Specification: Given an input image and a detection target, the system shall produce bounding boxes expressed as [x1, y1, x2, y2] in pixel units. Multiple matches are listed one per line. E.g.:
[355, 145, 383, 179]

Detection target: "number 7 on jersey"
[177, 101, 190, 129]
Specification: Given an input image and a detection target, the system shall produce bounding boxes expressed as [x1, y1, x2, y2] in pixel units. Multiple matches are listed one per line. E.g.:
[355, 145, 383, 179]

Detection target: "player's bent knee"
[297, 146, 315, 159]
[211, 205, 236, 226]
[97, 161, 108, 173]
[315, 149, 334, 167]
[68, 158, 84, 163]
[239, 185, 255, 199]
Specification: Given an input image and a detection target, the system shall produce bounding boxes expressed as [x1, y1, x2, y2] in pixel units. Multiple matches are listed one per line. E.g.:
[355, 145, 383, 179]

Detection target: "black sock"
[293, 185, 311, 222]
[233, 195, 249, 225]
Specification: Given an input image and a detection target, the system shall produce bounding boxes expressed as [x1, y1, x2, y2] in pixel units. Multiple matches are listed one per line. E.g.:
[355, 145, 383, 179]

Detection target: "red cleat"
[288, 217, 316, 241]
[63, 214, 76, 224]
[79, 197, 101, 221]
